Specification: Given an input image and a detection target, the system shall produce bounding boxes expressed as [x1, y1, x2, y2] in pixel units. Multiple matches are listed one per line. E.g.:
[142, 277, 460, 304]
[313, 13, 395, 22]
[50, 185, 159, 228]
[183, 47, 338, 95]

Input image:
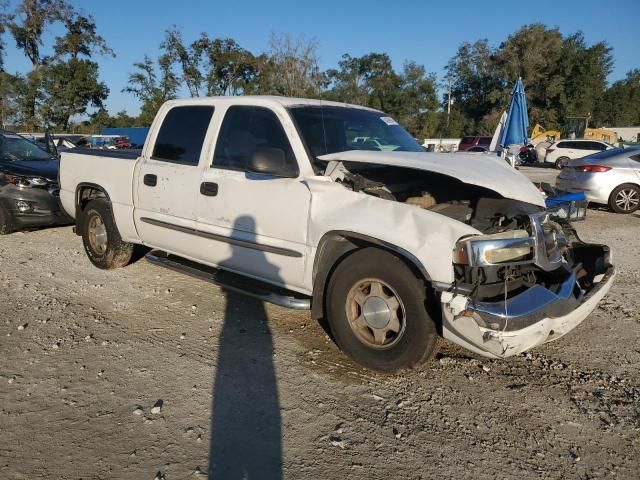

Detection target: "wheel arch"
[310, 230, 434, 322]
[74, 183, 111, 236]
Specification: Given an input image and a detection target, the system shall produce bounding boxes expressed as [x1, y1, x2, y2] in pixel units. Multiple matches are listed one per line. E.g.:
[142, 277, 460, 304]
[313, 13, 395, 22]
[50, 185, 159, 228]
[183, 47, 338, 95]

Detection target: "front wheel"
[326, 248, 439, 372]
[609, 183, 640, 214]
[80, 199, 134, 269]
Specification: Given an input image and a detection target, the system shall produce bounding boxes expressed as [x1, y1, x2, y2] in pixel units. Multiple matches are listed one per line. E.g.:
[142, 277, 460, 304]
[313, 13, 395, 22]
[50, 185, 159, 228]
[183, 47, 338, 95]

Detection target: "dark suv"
[0, 130, 72, 234]
[458, 135, 492, 152]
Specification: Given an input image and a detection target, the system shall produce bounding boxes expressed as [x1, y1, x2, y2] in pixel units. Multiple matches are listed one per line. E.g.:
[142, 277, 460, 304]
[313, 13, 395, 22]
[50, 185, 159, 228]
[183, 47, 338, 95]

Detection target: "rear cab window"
[151, 105, 215, 165]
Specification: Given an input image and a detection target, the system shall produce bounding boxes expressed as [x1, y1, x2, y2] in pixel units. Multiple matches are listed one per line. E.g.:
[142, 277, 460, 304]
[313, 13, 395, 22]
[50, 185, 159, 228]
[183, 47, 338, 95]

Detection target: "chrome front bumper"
[440, 264, 615, 359]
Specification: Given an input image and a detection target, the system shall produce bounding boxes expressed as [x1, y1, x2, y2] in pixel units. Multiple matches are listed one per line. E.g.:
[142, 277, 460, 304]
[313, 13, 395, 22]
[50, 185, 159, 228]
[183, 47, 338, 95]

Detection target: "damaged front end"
[441, 209, 614, 358]
[314, 154, 614, 359]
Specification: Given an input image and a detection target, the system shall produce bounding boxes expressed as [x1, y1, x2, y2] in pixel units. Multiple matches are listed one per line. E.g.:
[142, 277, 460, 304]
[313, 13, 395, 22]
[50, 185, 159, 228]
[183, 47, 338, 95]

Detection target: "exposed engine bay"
[326, 161, 611, 303]
[325, 161, 540, 232]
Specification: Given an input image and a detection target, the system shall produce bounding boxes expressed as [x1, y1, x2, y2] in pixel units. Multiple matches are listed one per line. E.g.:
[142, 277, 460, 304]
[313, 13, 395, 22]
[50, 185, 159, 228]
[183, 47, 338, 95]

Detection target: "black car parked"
[0, 129, 72, 234]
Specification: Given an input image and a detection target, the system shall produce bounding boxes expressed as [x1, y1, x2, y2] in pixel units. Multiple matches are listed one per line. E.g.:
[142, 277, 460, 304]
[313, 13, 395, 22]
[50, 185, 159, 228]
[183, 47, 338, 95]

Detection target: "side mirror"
[247, 147, 297, 178]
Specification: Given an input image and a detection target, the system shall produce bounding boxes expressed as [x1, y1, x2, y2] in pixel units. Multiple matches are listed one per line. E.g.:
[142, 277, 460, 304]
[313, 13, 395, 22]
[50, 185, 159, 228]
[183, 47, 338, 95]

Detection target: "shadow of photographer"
[208, 216, 282, 479]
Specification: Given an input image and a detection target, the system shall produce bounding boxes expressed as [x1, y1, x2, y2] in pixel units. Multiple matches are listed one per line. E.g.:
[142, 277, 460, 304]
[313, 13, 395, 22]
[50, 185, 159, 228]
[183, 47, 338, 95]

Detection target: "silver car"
[556, 147, 640, 213]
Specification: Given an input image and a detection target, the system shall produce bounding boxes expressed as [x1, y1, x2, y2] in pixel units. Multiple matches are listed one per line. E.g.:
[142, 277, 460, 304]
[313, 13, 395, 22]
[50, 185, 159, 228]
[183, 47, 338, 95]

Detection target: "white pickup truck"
[59, 96, 615, 371]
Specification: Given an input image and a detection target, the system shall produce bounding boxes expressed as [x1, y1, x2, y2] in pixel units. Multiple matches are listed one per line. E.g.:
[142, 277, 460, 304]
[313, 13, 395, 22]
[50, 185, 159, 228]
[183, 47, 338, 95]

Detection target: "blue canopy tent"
[500, 78, 529, 148]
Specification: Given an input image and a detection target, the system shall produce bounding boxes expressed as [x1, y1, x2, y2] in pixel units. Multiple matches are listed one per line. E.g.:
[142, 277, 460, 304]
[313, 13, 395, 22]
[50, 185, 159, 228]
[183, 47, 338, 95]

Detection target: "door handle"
[200, 182, 218, 196]
[143, 174, 157, 187]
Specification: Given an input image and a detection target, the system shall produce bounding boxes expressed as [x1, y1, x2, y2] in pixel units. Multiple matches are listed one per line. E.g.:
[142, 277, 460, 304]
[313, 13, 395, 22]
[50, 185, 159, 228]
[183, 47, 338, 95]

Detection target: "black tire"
[0, 203, 15, 235]
[326, 247, 439, 372]
[555, 156, 569, 169]
[80, 199, 134, 269]
[608, 183, 640, 214]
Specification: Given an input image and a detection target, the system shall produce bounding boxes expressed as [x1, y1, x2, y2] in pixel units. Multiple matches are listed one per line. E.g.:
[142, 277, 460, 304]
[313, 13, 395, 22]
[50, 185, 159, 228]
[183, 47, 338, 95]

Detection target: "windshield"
[288, 106, 423, 162]
[0, 131, 54, 161]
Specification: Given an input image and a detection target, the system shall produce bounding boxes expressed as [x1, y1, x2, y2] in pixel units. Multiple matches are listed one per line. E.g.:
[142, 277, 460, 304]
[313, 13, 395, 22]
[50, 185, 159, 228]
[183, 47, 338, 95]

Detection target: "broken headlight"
[4, 174, 48, 188]
[453, 230, 535, 266]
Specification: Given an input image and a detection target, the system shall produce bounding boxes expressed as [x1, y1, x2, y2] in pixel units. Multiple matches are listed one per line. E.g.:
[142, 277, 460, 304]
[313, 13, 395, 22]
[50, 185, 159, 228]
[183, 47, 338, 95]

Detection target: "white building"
[422, 138, 460, 152]
[607, 126, 640, 143]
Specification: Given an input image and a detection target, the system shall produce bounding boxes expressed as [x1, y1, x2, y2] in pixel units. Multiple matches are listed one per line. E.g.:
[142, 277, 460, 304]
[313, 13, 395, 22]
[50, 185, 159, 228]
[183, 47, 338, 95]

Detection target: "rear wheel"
[0, 204, 14, 235]
[326, 248, 439, 372]
[609, 184, 640, 214]
[555, 156, 569, 169]
[80, 199, 134, 269]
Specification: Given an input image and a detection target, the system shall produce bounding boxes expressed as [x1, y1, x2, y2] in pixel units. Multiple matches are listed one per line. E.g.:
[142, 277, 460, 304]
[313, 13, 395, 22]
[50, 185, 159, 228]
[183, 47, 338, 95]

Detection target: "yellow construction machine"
[530, 115, 617, 145]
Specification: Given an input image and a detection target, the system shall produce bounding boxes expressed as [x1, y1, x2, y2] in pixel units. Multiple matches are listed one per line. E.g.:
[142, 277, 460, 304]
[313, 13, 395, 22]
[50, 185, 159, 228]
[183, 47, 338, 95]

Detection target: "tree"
[203, 37, 258, 96]
[556, 32, 612, 120]
[39, 58, 108, 129]
[161, 28, 203, 97]
[123, 54, 179, 125]
[445, 39, 503, 130]
[53, 14, 113, 60]
[0, 0, 9, 71]
[595, 69, 640, 127]
[393, 62, 438, 135]
[253, 32, 323, 97]
[325, 53, 401, 112]
[7, 0, 72, 67]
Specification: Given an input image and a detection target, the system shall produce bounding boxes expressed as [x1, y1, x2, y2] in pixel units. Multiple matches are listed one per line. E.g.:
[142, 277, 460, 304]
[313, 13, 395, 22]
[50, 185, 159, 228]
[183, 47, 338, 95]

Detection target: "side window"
[212, 106, 297, 173]
[629, 153, 640, 163]
[557, 141, 570, 149]
[152, 106, 214, 165]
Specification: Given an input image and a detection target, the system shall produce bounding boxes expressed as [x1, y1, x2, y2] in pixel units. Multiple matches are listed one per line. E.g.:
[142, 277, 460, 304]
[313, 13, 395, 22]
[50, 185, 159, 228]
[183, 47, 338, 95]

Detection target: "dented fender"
[304, 177, 480, 287]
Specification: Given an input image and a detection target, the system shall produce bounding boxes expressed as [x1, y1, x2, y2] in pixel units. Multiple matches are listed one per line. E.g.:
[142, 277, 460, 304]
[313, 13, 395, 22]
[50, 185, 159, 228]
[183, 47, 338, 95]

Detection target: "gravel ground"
[1, 167, 639, 479]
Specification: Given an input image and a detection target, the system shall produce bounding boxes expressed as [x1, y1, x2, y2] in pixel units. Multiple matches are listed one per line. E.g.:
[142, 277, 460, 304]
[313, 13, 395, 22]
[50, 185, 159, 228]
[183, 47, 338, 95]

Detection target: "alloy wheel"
[615, 188, 639, 212]
[345, 278, 407, 349]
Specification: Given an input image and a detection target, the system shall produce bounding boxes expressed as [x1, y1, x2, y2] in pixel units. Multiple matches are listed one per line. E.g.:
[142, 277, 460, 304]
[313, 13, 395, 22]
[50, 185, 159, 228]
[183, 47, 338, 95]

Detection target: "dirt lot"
[1, 167, 639, 479]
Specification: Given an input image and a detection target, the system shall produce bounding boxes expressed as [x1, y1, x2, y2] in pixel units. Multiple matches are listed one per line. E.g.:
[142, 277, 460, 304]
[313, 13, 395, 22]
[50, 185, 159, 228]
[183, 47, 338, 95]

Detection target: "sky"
[3, 0, 640, 116]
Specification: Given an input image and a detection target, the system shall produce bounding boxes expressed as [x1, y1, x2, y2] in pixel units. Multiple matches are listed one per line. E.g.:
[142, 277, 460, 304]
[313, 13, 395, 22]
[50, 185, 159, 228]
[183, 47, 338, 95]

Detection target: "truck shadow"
[208, 216, 282, 479]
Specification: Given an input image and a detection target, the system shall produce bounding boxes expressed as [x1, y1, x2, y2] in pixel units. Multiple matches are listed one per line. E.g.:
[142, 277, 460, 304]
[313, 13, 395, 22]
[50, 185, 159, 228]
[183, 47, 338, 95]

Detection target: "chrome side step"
[145, 250, 311, 310]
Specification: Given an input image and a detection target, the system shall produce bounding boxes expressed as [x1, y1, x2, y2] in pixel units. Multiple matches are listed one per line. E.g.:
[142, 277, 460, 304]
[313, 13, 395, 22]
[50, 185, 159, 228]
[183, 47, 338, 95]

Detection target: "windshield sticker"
[380, 116, 398, 126]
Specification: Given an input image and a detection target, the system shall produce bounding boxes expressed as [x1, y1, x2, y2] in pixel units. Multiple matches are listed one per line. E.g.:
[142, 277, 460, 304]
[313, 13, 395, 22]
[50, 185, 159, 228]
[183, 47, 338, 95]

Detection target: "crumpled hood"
[0, 159, 59, 181]
[318, 150, 546, 208]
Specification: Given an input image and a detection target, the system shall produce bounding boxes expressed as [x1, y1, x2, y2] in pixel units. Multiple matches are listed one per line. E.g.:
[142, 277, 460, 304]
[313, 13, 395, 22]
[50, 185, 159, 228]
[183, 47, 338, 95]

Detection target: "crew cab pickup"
[59, 96, 615, 371]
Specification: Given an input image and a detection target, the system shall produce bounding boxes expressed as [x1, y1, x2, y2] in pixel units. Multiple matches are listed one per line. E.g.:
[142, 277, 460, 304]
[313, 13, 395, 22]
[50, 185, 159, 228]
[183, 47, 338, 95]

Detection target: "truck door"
[134, 105, 215, 257]
[196, 105, 311, 290]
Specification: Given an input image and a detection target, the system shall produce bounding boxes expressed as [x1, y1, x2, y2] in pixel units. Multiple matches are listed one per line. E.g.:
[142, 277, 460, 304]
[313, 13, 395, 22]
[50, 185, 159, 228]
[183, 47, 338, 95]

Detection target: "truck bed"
[58, 149, 141, 242]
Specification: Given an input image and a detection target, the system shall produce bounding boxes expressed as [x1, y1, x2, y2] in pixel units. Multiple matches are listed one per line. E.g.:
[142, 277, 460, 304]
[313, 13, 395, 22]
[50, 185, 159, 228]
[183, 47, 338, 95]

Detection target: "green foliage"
[595, 69, 640, 127]
[122, 54, 179, 126]
[3, 0, 111, 131]
[4, 10, 638, 138]
[53, 14, 113, 60]
[444, 24, 618, 136]
[39, 58, 108, 129]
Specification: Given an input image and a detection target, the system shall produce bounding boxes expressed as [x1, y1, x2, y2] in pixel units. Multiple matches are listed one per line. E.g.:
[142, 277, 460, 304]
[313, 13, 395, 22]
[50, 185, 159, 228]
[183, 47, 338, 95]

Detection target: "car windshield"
[0, 131, 54, 161]
[288, 106, 424, 163]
